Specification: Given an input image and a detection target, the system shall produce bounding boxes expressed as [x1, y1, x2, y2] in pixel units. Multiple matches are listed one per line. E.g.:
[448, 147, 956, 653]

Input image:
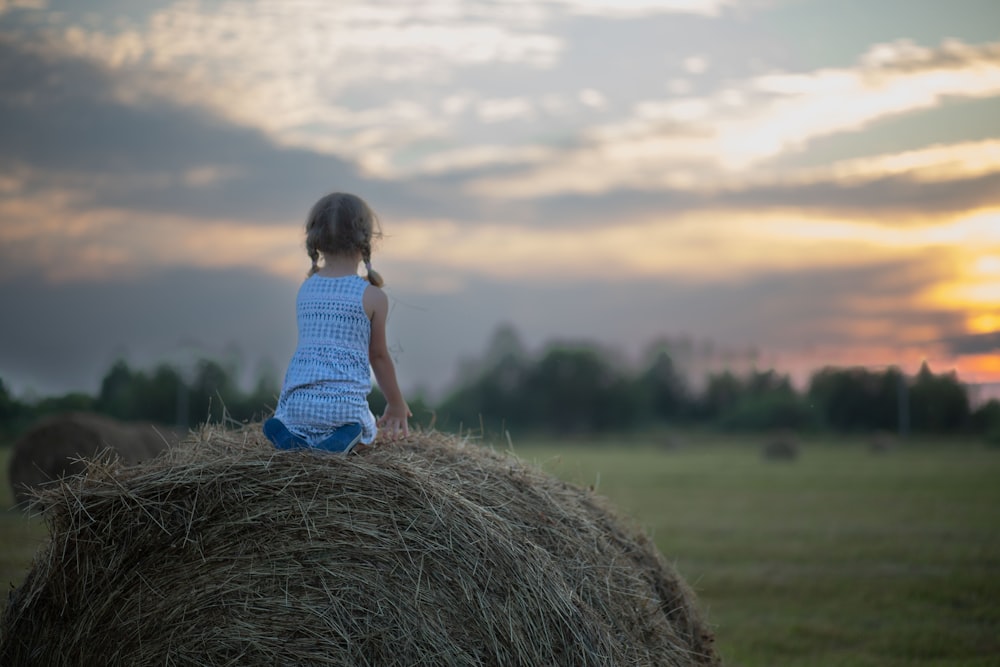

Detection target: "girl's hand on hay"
[378, 401, 411, 441]
[369, 288, 410, 443]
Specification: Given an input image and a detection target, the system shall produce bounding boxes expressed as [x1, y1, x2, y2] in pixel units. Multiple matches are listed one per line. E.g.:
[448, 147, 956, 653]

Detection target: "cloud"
[682, 55, 709, 73]
[462, 140, 1000, 225]
[548, 0, 735, 17]
[0, 0, 44, 17]
[3, 26, 997, 294]
[713, 169, 1000, 218]
[54, 0, 563, 164]
[2, 1, 997, 397]
[5, 153, 998, 293]
[476, 96, 536, 123]
[863, 38, 1000, 73]
[22, 0, 778, 183]
[942, 331, 1000, 356]
[0, 196, 308, 282]
[721, 40, 1000, 165]
[0, 247, 969, 398]
[0, 34, 441, 223]
[20, 3, 999, 199]
[781, 140, 1000, 185]
[0, 267, 300, 396]
[470, 39, 1000, 197]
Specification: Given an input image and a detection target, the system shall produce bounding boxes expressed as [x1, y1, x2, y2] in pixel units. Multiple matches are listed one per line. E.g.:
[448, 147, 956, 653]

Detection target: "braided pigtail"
[304, 194, 338, 277]
[364, 254, 384, 287]
[307, 246, 320, 276]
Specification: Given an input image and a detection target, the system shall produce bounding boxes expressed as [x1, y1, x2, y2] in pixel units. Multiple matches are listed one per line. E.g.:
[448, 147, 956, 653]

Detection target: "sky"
[1, 0, 999, 402]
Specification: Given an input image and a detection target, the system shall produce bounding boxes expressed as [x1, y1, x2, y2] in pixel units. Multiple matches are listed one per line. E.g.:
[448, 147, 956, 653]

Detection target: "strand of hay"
[1, 427, 719, 666]
[6, 411, 178, 507]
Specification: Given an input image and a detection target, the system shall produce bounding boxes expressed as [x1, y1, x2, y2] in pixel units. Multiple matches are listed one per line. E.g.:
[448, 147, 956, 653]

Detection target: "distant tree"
[140, 364, 186, 426]
[717, 392, 820, 431]
[96, 360, 187, 425]
[438, 337, 641, 435]
[636, 348, 690, 422]
[33, 392, 96, 417]
[451, 324, 528, 388]
[719, 369, 820, 430]
[970, 399, 1000, 444]
[235, 362, 281, 423]
[807, 366, 901, 432]
[744, 369, 794, 397]
[521, 344, 636, 434]
[96, 359, 140, 420]
[188, 359, 238, 424]
[698, 371, 744, 420]
[0, 377, 26, 438]
[699, 368, 817, 431]
[437, 324, 534, 433]
[908, 362, 970, 433]
[95, 357, 270, 426]
[971, 398, 1000, 430]
[0, 377, 16, 422]
[437, 345, 531, 434]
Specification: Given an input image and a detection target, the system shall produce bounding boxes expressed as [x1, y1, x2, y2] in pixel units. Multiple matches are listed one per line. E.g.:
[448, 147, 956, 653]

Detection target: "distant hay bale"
[7, 412, 177, 508]
[660, 433, 685, 451]
[762, 430, 799, 462]
[868, 430, 897, 454]
[1, 428, 719, 666]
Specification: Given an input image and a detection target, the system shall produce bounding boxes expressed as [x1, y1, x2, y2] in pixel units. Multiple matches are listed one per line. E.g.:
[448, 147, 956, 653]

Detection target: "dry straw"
[1, 426, 719, 666]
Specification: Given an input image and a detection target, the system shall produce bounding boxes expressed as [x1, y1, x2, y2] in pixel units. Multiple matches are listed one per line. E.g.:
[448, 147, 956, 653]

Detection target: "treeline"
[2, 328, 999, 442]
[435, 335, 999, 440]
[0, 358, 434, 442]
[0, 359, 280, 440]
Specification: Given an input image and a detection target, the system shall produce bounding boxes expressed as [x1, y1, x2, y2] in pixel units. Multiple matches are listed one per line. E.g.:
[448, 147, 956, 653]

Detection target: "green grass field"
[2, 433, 998, 666]
[518, 433, 1000, 667]
[0, 447, 48, 611]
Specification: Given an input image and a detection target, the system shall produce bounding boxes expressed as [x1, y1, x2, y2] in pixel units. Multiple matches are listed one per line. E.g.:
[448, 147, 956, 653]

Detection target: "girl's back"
[274, 274, 377, 443]
[295, 274, 370, 369]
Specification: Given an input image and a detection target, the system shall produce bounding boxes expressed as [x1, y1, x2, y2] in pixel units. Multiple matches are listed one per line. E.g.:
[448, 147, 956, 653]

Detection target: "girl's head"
[305, 192, 384, 286]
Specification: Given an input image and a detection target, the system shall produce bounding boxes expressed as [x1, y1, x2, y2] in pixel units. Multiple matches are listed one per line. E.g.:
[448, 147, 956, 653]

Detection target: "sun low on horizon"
[0, 0, 998, 397]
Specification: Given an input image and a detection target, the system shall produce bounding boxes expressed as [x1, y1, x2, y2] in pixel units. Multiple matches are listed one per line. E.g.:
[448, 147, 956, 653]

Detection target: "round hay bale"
[761, 430, 799, 462]
[1, 428, 719, 666]
[7, 412, 177, 508]
[660, 433, 685, 451]
[868, 430, 896, 454]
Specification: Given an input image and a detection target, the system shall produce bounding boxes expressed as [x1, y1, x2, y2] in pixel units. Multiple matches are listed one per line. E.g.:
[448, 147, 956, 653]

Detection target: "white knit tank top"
[273, 274, 377, 445]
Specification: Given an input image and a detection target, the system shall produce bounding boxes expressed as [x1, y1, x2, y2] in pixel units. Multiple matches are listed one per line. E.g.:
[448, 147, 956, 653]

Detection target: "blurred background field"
[0, 443, 47, 609]
[3, 431, 998, 667]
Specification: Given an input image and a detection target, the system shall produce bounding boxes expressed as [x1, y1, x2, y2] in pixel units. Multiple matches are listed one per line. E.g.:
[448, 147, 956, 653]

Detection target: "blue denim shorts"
[263, 418, 363, 454]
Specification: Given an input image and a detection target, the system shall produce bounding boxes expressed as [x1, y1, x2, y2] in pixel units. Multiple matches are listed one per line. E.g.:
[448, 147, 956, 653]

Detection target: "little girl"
[264, 192, 411, 454]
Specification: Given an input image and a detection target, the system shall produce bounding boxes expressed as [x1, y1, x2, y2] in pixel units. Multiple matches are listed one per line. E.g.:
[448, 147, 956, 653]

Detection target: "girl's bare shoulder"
[362, 283, 388, 318]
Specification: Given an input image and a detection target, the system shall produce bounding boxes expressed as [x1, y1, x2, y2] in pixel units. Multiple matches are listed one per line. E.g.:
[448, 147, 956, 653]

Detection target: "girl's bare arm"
[365, 286, 411, 438]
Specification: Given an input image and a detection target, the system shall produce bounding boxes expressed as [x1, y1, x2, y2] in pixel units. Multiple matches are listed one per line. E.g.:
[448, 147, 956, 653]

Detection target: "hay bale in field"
[868, 430, 897, 454]
[7, 412, 177, 507]
[762, 430, 799, 462]
[1, 428, 719, 667]
[660, 433, 686, 451]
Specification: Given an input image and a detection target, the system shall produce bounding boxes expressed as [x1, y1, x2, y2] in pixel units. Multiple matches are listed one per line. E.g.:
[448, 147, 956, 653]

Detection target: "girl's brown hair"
[305, 192, 384, 286]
